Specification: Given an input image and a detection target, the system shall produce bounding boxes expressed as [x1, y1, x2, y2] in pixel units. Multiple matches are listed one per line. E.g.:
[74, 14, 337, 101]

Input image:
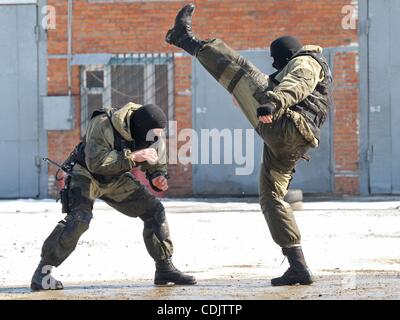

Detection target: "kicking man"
[166, 4, 333, 286]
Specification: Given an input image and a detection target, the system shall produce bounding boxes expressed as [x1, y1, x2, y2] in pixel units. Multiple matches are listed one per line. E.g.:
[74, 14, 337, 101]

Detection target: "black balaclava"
[130, 104, 167, 147]
[270, 36, 303, 71]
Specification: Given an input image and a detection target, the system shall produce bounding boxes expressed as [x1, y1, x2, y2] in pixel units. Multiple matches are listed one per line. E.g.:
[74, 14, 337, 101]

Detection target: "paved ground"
[0, 198, 399, 300]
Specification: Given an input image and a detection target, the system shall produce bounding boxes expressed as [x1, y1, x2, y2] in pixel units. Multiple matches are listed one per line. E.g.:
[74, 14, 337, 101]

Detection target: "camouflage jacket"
[74, 102, 167, 181]
[265, 45, 327, 147]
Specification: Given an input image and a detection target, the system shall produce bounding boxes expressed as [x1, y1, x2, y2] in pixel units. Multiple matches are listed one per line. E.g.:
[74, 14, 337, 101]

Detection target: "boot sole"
[165, 4, 195, 44]
[271, 279, 314, 287]
[154, 280, 197, 286]
[165, 29, 175, 44]
[30, 283, 64, 291]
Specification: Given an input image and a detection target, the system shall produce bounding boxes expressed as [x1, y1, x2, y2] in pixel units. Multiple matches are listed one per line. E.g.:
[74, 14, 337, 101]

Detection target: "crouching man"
[31, 103, 196, 290]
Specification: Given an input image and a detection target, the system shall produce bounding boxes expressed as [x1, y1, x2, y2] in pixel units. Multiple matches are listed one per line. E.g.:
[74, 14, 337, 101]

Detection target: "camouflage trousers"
[41, 166, 173, 267]
[197, 39, 313, 247]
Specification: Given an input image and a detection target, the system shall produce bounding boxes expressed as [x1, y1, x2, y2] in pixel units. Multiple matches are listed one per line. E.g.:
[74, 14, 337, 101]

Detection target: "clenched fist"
[152, 176, 169, 191]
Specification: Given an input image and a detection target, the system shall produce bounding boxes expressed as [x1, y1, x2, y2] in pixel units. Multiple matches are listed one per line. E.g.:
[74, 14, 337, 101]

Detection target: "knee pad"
[142, 204, 170, 242]
[40, 210, 92, 267]
[60, 210, 93, 249]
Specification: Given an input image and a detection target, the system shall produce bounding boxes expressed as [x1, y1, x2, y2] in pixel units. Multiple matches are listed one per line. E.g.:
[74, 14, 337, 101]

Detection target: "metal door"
[192, 49, 333, 195]
[0, 4, 39, 198]
[368, 0, 400, 194]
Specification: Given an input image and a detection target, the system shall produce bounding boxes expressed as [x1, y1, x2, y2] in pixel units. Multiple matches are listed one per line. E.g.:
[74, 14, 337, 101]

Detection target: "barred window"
[81, 53, 174, 134]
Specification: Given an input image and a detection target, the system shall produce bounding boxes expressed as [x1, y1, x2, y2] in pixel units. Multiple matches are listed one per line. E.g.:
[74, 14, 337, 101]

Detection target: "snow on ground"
[0, 198, 399, 299]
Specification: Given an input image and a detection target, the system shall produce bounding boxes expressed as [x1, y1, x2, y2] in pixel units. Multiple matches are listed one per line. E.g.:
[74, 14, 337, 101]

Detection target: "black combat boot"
[271, 246, 314, 286]
[154, 258, 197, 286]
[30, 260, 64, 291]
[165, 3, 204, 56]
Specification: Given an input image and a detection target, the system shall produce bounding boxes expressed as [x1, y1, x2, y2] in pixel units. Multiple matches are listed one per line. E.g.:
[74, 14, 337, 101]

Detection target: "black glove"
[256, 103, 275, 117]
[146, 171, 169, 192]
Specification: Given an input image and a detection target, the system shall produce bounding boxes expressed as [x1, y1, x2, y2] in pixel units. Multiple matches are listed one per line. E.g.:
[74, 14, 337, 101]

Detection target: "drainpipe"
[67, 0, 73, 123]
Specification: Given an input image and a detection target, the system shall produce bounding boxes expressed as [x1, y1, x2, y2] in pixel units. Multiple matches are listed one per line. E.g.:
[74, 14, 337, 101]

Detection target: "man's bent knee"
[41, 210, 92, 267]
[141, 203, 170, 243]
[59, 210, 93, 249]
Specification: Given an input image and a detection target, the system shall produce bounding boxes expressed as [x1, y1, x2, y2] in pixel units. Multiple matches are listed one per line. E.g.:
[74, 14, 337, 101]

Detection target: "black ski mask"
[270, 36, 302, 71]
[129, 104, 167, 148]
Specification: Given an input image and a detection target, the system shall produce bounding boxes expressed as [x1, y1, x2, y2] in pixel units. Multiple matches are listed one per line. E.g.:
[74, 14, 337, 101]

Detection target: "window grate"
[80, 53, 174, 135]
[109, 53, 174, 65]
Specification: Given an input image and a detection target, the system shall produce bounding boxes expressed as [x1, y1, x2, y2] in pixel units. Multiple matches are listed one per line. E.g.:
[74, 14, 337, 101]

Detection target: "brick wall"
[167, 56, 193, 196]
[333, 51, 360, 195]
[47, 0, 359, 197]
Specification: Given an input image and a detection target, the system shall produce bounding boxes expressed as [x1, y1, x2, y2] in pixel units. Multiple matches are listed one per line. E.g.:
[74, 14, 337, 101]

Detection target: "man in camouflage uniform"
[31, 103, 196, 291]
[166, 4, 333, 286]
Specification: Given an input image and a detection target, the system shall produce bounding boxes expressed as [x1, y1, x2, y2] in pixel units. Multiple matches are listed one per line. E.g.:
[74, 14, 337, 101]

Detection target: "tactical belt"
[90, 172, 117, 184]
[291, 105, 322, 128]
